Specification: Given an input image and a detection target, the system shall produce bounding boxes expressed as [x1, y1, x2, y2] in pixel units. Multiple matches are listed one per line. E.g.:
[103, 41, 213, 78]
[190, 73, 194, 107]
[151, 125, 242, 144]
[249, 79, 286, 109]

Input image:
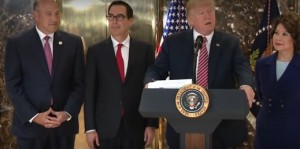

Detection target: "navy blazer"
[144, 29, 254, 145]
[5, 27, 85, 137]
[84, 37, 158, 139]
[255, 53, 300, 148]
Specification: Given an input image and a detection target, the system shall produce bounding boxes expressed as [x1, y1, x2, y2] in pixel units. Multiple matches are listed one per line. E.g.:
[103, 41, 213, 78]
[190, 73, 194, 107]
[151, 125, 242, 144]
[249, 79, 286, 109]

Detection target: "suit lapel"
[28, 28, 51, 78]
[52, 31, 64, 79]
[263, 54, 278, 87]
[186, 31, 195, 76]
[208, 31, 223, 86]
[124, 39, 138, 84]
[277, 54, 300, 84]
[106, 38, 124, 84]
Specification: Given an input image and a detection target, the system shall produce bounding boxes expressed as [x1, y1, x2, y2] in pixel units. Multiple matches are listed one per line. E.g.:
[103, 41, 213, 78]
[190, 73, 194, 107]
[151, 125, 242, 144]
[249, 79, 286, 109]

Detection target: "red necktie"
[196, 36, 208, 88]
[44, 36, 52, 75]
[116, 43, 125, 82]
[116, 43, 125, 117]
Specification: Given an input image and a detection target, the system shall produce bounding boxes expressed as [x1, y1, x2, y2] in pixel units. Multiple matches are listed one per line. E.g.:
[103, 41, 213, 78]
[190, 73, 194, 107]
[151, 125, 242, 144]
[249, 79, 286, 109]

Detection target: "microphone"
[194, 35, 204, 53]
[192, 35, 203, 84]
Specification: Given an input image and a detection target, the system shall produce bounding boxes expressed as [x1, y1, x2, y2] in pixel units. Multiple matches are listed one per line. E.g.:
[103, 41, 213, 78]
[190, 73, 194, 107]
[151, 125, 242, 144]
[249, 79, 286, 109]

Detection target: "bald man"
[5, 0, 84, 148]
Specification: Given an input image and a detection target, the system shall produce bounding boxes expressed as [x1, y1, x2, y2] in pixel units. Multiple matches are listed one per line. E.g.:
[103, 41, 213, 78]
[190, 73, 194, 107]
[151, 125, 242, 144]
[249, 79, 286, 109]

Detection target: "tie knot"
[117, 43, 123, 49]
[44, 36, 50, 41]
[203, 36, 207, 43]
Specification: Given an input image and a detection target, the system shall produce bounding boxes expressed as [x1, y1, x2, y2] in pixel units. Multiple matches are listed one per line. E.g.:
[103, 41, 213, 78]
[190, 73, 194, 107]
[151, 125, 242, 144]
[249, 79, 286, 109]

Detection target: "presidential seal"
[175, 84, 209, 118]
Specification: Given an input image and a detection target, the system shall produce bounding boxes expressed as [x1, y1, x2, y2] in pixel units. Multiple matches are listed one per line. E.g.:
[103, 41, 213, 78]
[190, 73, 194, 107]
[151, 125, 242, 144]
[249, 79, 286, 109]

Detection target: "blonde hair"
[186, 0, 215, 16]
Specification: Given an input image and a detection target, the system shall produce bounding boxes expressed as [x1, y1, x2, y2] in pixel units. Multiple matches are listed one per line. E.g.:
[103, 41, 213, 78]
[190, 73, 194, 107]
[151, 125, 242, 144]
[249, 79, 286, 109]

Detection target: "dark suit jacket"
[255, 53, 300, 149]
[84, 37, 158, 139]
[144, 30, 254, 145]
[5, 27, 85, 138]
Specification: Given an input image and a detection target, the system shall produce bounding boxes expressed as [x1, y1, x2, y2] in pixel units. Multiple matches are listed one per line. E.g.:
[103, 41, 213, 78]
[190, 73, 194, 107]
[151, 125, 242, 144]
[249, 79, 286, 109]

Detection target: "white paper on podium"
[147, 79, 192, 89]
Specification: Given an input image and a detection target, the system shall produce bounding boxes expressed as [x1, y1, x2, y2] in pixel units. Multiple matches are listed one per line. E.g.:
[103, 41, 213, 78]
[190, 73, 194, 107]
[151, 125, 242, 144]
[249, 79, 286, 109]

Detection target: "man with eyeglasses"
[84, 1, 158, 149]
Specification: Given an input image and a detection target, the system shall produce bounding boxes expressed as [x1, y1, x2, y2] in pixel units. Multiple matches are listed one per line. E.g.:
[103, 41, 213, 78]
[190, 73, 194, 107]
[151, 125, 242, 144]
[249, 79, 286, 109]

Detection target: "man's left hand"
[144, 127, 156, 146]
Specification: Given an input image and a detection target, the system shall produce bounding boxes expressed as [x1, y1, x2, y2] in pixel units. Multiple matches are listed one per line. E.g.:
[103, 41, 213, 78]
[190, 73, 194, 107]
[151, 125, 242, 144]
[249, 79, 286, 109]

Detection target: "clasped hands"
[33, 108, 68, 128]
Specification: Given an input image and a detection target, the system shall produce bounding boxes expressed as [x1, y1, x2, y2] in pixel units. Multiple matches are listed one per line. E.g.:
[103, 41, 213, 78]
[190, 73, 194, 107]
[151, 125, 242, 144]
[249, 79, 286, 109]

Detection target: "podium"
[139, 88, 249, 149]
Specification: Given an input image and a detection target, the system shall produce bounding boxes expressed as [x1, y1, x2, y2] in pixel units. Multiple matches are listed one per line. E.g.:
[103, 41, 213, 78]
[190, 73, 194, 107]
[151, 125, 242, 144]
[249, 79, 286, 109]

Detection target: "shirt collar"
[193, 30, 214, 45]
[111, 35, 130, 48]
[35, 26, 54, 41]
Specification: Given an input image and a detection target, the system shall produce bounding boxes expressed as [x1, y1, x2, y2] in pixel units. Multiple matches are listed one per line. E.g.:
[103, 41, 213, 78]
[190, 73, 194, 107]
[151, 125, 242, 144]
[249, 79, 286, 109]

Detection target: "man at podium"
[144, 0, 255, 148]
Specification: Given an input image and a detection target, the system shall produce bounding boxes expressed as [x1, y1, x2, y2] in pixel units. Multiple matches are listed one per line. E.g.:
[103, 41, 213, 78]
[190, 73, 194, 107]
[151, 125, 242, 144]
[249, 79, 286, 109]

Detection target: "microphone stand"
[192, 36, 203, 84]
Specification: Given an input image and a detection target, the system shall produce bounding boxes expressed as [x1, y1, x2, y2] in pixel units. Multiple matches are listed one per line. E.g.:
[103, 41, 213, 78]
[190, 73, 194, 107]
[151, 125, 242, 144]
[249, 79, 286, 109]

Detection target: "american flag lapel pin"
[216, 43, 220, 47]
[58, 41, 63, 45]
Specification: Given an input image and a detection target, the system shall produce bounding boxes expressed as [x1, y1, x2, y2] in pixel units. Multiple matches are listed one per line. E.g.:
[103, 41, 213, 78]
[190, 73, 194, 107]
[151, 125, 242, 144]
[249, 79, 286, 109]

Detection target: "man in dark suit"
[4, 0, 84, 149]
[84, 1, 158, 149]
[144, 0, 255, 149]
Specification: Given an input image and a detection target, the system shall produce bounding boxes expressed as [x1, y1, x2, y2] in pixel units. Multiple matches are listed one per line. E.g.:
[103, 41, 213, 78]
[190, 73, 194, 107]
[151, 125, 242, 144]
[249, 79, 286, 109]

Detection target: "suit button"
[269, 98, 272, 101]
[281, 104, 284, 108]
[269, 104, 272, 107]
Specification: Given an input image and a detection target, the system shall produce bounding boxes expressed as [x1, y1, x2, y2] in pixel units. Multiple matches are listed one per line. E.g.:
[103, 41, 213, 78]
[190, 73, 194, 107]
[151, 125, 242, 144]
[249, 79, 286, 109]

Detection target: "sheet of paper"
[147, 79, 192, 89]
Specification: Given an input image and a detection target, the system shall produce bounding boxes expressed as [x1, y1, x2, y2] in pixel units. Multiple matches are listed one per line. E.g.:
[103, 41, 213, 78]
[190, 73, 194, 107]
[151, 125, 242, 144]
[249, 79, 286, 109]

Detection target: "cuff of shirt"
[29, 113, 39, 123]
[65, 111, 72, 121]
[86, 129, 96, 134]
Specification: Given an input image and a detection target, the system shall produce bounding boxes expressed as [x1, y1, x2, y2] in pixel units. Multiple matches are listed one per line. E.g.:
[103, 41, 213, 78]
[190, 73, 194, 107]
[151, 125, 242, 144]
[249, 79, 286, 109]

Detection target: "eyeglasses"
[106, 14, 127, 21]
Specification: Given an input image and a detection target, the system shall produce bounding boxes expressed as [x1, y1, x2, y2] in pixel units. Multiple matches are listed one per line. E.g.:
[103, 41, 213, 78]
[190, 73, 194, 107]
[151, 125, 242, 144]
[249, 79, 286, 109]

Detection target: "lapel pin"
[58, 41, 63, 45]
[216, 43, 220, 47]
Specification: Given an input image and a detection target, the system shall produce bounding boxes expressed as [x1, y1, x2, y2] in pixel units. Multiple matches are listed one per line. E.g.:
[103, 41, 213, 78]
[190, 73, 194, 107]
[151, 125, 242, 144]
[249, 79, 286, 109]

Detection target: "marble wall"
[0, 0, 297, 149]
[0, 0, 33, 148]
[59, 0, 158, 53]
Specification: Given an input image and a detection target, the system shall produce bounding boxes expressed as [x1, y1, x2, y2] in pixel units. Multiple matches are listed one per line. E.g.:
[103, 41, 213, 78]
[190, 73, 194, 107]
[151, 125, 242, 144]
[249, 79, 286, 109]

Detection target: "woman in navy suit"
[254, 12, 300, 149]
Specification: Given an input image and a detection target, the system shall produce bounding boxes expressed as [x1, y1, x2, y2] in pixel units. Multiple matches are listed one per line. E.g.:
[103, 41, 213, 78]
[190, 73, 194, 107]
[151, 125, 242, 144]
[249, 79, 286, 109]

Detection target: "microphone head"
[194, 35, 204, 49]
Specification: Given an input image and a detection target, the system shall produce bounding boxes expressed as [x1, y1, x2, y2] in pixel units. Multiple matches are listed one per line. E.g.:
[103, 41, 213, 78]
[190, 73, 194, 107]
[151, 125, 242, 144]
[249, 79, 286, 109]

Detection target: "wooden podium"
[139, 88, 249, 149]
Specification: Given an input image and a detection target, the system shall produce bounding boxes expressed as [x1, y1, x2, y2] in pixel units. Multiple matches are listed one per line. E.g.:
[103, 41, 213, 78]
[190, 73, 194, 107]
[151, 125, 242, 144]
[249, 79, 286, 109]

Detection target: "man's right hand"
[86, 131, 100, 149]
[33, 108, 61, 128]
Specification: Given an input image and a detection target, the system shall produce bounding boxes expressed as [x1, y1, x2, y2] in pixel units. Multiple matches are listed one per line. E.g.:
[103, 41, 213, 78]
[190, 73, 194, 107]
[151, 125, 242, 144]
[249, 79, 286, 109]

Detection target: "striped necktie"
[196, 36, 208, 88]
